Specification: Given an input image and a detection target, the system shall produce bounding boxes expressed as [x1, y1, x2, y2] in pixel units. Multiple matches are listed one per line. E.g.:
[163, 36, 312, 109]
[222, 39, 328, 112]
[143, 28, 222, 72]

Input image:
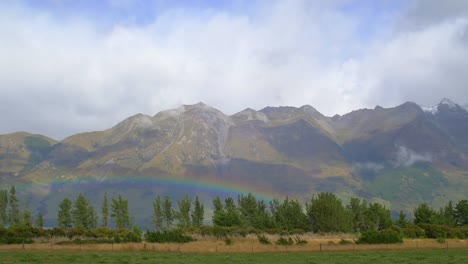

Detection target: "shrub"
[294, 236, 307, 245]
[144, 229, 195, 243]
[402, 225, 425, 238]
[275, 237, 294, 246]
[418, 224, 448, 239]
[356, 229, 403, 244]
[257, 234, 271, 245]
[448, 226, 468, 239]
[224, 238, 233, 245]
[436, 235, 446, 244]
[339, 239, 353, 245]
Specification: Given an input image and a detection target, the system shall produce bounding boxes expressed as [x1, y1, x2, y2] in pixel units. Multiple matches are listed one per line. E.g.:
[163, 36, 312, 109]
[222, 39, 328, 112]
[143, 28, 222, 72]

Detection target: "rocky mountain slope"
[1, 99, 467, 225]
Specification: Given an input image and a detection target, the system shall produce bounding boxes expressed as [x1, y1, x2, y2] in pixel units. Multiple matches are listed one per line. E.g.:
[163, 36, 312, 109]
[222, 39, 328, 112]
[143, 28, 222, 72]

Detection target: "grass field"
[1, 250, 468, 264]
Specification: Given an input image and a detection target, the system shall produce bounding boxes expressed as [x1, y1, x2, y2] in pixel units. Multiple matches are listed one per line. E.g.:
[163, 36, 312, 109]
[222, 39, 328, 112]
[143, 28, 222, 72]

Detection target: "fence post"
[320, 243, 322, 252]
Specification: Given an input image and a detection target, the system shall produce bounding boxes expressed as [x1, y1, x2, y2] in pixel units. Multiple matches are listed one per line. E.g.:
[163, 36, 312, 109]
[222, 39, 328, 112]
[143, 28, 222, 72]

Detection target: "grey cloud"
[400, 0, 468, 30]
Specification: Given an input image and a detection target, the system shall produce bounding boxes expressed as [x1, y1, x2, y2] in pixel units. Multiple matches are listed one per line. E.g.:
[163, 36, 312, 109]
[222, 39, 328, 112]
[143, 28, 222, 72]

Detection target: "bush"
[144, 229, 195, 243]
[418, 224, 448, 239]
[402, 225, 425, 238]
[275, 237, 294, 246]
[257, 234, 271, 245]
[294, 236, 307, 245]
[339, 239, 353, 245]
[224, 238, 233, 245]
[0, 227, 35, 245]
[448, 226, 468, 239]
[356, 229, 403, 244]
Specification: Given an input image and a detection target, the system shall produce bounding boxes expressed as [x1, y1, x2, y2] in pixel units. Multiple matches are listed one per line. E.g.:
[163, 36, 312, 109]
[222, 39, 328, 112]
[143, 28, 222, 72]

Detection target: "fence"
[1, 239, 467, 253]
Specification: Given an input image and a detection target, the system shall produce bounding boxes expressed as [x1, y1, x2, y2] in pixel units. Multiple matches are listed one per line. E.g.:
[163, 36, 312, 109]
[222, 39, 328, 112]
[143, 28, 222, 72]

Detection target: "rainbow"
[12, 175, 281, 201]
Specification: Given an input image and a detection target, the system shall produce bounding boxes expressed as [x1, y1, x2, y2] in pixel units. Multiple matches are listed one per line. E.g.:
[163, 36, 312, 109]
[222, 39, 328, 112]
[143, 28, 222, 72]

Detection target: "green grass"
[1, 250, 468, 264]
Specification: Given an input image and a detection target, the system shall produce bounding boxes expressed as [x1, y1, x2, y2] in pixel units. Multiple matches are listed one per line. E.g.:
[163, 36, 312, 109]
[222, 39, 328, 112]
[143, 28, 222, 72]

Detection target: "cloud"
[394, 145, 433, 167]
[0, 1, 467, 139]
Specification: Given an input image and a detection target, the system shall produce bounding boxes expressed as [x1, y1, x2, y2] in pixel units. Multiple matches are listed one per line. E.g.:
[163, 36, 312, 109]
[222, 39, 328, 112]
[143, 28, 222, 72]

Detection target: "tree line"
[1, 186, 468, 235]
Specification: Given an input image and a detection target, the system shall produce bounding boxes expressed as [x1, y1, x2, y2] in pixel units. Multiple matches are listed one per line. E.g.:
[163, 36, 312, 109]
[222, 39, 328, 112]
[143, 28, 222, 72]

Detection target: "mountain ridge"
[1, 99, 467, 225]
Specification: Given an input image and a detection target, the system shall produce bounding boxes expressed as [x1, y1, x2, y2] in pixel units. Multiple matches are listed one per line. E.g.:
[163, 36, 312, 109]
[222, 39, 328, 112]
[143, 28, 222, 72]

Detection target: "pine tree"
[306, 192, 350, 232]
[239, 193, 257, 227]
[0, 189, 7, 228]
[176, 195, 191, 228]
[455, 200, 468, 226]
[101, 192, 109, 228]
[191, 196, 204, 227]
[8, 186, 20, 226]
[274, 198, 307, 230]
[111, 194, 131, 230]
[72, 193, 92, 230]
[152, 196, 164, 231]
[35, 212, 44, 229]
[163, 196, 174, 229]
[347, 198, 367, 232]
[89, 204, 98, 229]
[21, 204, 33, 228]
[413, 203, 435, 225]
[396, 210, 409, 228]
[212, 196, 226, 226]
[58, 198, 73, 230]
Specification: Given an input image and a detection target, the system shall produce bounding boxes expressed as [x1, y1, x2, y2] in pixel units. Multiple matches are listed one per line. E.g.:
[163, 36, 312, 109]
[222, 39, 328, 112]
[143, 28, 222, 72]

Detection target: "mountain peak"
[440, 98, 457, 107]
[233, 108, 269, 122]
[419, 98, 459, 115]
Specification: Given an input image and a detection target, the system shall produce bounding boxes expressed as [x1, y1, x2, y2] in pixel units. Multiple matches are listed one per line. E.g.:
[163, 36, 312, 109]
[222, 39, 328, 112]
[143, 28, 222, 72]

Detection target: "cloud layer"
[0, 0, 468, 139]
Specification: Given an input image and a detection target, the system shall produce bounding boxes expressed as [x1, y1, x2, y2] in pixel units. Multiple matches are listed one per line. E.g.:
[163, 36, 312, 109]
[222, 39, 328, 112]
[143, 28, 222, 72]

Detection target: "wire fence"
[1, 239, 468, 253]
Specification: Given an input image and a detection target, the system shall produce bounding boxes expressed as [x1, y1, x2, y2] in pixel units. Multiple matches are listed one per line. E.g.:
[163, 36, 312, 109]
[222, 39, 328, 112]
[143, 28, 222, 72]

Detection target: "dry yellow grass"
[1, 236, 467, 254]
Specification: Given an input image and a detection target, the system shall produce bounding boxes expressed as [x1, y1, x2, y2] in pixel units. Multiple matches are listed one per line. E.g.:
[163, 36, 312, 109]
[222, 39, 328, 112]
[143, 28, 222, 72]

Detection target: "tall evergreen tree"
[365, 203, 392, 231]
[176, 195, 191, 228]
[111, 194, 131, 230]
[72, 193, 92, 230]
[21, 204, 33, 228]
[35, 212, 44, 229]
[413, 203, 435, 225]
[455, 200, 468, 226]
[212, 196, 226, 227]
[306, 192, 350, 232]
[88, 204, 98, 229]
[101, 192, 109, 228]
[347, 198, 367, 232]
[395, 210, 409, 228]
[8, 186, 20, 226]
[163, 196, 174, 229]
[224, 197, 243, 227]
[271, 198, 308, 230]
[0, 189, 7, 228]
[191, 196, 204, 227]
[58, 198, 73, 230]
[443, 201, 456, 226]
[152, 196, 164, 231]
[239, 193, 257, 227]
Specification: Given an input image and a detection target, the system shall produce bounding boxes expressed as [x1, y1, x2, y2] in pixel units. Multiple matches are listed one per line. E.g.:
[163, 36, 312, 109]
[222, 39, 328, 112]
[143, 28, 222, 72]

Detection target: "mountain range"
[1, 98, 468, 226]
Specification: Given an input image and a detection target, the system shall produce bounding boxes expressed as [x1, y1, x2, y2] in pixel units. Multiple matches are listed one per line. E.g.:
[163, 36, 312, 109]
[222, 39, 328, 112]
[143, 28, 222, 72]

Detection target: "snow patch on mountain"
[419, 98, 460, 115]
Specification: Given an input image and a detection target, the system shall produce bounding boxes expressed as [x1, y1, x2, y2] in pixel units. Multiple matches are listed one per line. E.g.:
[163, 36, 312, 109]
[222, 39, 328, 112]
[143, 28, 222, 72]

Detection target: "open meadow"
[1, 237, 468, 264]
[1, 250, 468, 264]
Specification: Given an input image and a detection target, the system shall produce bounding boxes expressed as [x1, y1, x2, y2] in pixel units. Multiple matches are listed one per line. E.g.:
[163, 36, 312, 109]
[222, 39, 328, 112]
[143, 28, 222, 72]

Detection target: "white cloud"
[0, 1, 467, 139]
[394, 145, 433, 167]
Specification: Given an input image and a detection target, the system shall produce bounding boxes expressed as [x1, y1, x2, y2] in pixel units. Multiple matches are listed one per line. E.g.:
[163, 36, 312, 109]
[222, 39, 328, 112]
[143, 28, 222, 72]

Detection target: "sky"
[1, 0, 468, 139]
